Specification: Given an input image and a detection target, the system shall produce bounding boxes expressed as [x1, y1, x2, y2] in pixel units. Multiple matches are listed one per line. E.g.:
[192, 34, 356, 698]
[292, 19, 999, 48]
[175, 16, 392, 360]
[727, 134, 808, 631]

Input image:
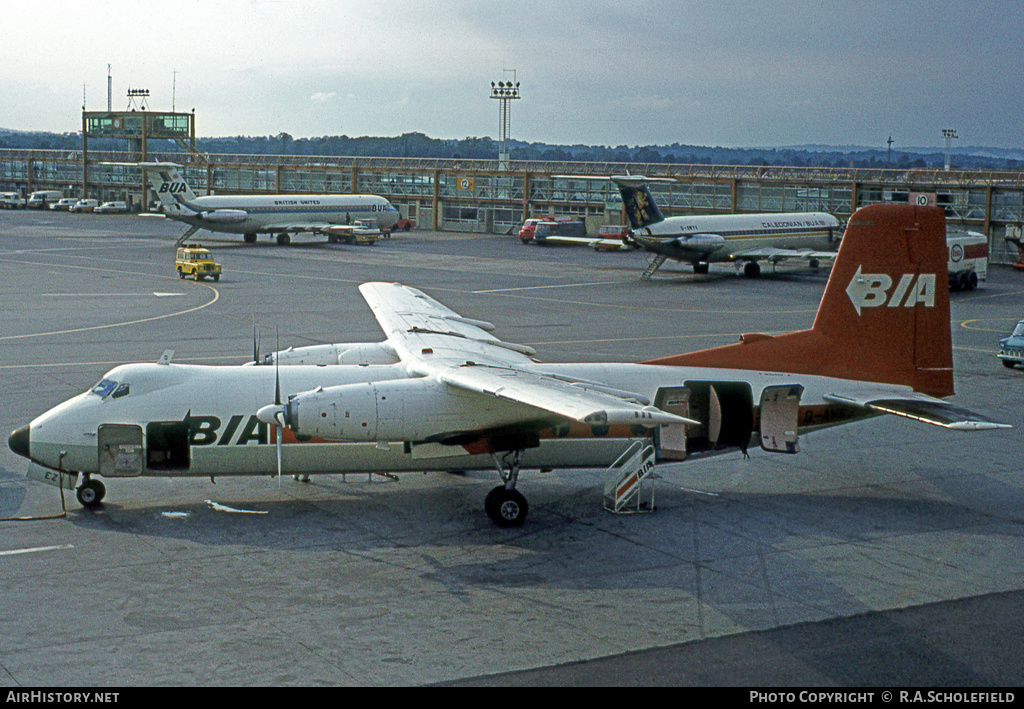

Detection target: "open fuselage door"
[652, 382, 803, 461]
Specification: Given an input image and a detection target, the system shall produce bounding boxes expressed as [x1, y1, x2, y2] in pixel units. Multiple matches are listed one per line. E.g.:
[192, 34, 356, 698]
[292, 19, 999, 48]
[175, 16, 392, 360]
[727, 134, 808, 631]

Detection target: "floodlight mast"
[942, 128, 958, 171]
[489, 71, 520, 171]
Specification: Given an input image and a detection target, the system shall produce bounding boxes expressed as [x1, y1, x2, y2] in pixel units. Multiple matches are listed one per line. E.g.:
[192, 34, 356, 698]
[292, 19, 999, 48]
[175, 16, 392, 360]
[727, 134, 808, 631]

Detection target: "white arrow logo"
[846, 267, 935, 315]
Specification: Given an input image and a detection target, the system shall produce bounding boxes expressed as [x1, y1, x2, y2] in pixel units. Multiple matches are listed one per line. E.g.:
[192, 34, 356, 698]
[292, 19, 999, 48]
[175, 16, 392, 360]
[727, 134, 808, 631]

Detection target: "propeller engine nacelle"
[263, 342, 400, 366]
[200, 209, 248, 223]
[279, 377, 543, 443]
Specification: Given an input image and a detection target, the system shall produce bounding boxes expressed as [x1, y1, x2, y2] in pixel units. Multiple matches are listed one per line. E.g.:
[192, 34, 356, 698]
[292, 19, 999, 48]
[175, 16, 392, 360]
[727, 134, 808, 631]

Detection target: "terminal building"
[2, 107, 1024, 265]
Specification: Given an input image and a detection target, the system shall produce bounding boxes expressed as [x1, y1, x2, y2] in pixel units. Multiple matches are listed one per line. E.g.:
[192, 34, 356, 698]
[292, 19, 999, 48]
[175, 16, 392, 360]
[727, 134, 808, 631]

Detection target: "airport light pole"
[942, 128, 958, 171]
[490, 73, 520, 171]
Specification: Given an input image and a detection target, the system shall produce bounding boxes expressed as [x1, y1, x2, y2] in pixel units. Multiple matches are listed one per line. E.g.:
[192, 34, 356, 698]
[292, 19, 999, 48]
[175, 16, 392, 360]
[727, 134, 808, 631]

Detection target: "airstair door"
[758, 385, 803, 453]
[97, 424, 144, 477]
[652, 386, 690, 460]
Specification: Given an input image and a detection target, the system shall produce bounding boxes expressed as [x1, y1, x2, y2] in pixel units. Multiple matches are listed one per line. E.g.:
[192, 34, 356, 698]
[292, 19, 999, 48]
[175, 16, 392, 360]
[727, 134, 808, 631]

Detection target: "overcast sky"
[3, 0, 1022, 149]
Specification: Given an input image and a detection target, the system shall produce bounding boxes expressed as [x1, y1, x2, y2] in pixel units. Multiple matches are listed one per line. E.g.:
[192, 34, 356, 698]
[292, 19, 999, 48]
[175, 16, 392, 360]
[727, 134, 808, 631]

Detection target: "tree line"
[2, 128, 1020, 171]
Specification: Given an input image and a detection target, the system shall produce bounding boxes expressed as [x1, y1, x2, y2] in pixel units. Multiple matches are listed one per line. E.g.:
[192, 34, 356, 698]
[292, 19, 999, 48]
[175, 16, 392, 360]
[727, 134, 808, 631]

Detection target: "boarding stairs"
[603, 441, 659, 514]
[176, 224, 201, 246]
[640, 254, 667, 280]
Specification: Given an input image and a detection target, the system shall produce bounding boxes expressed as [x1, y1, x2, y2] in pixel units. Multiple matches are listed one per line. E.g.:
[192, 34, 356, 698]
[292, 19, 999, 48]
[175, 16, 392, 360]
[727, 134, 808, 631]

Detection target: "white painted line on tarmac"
[0, 544, 75, 557]
[41, 292, 186, 297]
[474, 281, 622, 293]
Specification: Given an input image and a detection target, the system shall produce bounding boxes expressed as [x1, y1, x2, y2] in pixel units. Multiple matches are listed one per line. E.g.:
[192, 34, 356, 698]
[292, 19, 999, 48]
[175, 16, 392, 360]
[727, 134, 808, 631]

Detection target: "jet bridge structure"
[3, 134, 1024, 265]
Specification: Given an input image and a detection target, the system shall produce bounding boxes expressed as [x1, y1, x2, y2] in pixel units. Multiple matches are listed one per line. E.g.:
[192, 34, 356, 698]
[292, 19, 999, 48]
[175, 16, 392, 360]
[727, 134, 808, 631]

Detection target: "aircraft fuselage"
[169, 194, 400, 235]
[14, 360, 869, 482]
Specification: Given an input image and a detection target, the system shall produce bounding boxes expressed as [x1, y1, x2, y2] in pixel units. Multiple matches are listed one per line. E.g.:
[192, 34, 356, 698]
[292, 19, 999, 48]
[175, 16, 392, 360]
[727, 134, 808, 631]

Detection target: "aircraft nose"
[9, 425, 30, 459]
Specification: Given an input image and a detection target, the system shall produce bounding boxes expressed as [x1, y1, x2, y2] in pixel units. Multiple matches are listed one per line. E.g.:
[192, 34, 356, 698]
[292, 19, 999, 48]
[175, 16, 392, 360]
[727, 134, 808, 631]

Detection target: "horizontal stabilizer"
[824, 393, 1010, 430]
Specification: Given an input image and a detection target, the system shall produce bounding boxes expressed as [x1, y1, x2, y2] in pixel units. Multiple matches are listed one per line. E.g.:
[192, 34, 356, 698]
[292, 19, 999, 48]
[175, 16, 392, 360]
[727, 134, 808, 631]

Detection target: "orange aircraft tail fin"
[643, 204, 954, 397]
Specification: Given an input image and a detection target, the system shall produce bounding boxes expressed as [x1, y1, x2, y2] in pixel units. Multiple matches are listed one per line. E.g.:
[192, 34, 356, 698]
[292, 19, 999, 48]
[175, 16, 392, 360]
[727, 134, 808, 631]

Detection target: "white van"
[1, 192, 26, 209]
[94, 201, 128, 214]
[28, 190, 64, 209]
[69, 199, 99, 213]
[51, 197, 79, 211]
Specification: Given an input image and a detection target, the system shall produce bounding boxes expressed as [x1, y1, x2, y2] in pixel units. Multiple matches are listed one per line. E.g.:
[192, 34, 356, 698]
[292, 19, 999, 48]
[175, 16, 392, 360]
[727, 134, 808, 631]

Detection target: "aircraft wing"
[439, 365, 694, 427]
[824, 391, 1010, 431]
[264, 222, 342, 233]
[543, 236, 632, 251]
[731, 246, 838, 263]
[358, 282, 696, 428]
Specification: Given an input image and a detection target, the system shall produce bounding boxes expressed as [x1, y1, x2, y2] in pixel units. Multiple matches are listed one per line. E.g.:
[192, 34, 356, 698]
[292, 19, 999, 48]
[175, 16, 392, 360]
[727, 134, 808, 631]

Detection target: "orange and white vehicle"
[10, 204, 1007, 526]
[947, 228, 988, 291]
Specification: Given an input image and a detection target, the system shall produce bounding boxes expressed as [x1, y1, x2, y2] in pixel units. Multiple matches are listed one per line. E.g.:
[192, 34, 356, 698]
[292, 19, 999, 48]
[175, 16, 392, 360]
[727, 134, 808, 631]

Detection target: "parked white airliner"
[553, 176, 841, 279]
[142, 162, 400, 245]
[9, 205, 1007, 526]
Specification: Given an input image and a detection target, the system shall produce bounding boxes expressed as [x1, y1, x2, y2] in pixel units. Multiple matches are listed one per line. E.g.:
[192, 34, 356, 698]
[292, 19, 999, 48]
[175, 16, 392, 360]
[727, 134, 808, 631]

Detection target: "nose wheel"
[76, 476, 106, 508]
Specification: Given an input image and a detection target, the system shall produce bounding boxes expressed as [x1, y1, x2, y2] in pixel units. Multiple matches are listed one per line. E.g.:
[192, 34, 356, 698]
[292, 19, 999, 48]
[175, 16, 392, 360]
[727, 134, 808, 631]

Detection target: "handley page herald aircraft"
[141, 162, 400, 246]
[8, 204, 1008, 526]
[551, 176, 841, 279]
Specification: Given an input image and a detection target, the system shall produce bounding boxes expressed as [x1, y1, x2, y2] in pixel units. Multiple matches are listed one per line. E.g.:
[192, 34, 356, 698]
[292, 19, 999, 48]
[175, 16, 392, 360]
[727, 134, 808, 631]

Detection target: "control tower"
[81, 89, 198, 198]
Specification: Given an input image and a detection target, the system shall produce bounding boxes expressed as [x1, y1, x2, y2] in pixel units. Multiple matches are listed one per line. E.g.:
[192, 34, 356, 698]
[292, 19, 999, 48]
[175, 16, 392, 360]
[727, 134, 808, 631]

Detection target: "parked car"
[69, 199, 99, 213]
[997, 319, 1024, 369]
[94, 201, 129, 214]
[598, 224, 630, 240]
[50, 197, 80, 211]
[388, 217, 415, 232]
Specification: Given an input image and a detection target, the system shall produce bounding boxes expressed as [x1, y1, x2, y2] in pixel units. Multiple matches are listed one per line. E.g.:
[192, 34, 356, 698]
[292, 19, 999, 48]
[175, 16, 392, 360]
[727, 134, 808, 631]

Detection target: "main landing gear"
[486, 450, 529, 527]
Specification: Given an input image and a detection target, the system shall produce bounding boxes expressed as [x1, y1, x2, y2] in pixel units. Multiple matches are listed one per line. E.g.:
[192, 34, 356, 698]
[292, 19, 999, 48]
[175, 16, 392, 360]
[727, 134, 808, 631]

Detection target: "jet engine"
[200, 209, 248, 223]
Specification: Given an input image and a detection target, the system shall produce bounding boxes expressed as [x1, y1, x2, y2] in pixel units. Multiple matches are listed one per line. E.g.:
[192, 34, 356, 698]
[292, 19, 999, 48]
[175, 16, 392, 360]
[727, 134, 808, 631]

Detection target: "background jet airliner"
[552, 176, 841, 279]
[142, 162, 400, 245]
[9, 204, 1006, 527]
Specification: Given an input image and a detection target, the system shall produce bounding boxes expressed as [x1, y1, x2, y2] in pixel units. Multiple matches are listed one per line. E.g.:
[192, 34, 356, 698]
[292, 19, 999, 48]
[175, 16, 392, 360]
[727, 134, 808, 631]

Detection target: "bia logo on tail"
[845, 266, 936, 315]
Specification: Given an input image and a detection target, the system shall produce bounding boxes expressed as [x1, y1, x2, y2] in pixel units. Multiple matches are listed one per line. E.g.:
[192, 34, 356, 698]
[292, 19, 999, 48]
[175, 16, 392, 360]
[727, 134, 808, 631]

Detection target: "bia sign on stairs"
[603, 441, 658, 513]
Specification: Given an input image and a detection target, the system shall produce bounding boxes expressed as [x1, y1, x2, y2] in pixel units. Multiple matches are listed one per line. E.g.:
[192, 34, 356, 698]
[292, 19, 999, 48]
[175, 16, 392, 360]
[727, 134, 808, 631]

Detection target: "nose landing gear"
[76, 476, 106, 508]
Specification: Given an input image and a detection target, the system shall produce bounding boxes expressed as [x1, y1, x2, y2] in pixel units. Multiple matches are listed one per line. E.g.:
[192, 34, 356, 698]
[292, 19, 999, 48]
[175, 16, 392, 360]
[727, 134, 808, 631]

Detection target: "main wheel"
[77, 479, 106, 508]
[276, 233, 291, 246]
[244, 232, 257, 244]
[485, 486, 529, 527]
[743, 261, 761, 278]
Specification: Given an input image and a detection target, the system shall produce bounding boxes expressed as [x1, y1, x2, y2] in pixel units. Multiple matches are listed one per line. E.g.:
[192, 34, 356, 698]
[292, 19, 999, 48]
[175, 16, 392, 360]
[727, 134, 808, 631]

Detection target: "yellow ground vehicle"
[175, 245, 222, 281]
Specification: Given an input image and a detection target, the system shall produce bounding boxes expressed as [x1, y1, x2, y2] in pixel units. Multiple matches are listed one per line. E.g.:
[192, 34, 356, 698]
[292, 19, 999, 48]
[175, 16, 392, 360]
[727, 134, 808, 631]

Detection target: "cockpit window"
[91, 379, 129, 399]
